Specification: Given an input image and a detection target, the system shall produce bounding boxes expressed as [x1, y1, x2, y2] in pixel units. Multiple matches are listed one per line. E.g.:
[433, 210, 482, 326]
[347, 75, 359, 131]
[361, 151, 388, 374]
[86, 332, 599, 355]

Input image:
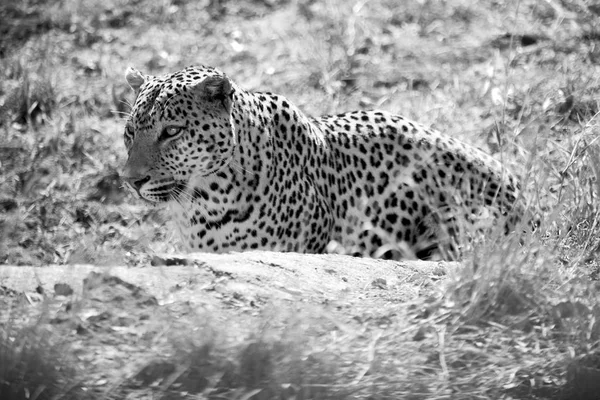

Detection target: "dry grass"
[2, 0, 600, 398]
[0, 311, 91, 400]
[117, 309, 354, 399]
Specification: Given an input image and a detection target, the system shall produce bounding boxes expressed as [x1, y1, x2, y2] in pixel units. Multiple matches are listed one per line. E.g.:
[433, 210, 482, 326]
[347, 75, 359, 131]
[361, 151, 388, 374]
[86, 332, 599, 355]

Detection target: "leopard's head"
[121, 66, 235, 202]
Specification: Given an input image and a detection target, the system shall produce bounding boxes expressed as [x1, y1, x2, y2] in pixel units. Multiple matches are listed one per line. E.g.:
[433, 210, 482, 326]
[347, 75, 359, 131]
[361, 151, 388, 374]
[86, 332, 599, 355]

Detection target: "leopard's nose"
[124, 175, 151, 191]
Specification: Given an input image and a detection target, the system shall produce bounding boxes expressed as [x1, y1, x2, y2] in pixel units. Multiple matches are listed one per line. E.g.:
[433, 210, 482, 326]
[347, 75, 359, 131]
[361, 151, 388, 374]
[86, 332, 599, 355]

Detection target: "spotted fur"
[122, 65, 521, 259]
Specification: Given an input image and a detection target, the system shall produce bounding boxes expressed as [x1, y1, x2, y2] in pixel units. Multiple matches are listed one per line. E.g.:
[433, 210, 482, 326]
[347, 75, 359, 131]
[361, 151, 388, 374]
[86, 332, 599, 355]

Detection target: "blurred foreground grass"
[2, 0, 600, 398]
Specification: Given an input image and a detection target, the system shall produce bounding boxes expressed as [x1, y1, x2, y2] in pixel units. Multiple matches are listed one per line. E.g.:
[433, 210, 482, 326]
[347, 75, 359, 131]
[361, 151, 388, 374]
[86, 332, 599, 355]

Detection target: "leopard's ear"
[192, 74, 233, 112]
[125, 67, 146, 93]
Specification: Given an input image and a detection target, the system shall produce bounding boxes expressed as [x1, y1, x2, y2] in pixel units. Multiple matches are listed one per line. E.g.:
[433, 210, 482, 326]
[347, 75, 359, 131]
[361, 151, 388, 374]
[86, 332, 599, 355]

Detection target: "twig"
[437, 325, 449, 380]
[351, 330, 382, 385]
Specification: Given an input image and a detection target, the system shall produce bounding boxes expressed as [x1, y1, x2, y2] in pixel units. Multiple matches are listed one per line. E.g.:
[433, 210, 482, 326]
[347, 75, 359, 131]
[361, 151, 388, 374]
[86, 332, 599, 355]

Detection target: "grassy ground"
[2, 0, 600, 398]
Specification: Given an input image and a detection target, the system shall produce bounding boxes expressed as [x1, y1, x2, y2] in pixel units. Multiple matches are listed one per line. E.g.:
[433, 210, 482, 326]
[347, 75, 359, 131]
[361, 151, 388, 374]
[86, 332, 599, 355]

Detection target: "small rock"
[54, 282, 74, 296]
[93, 378, 108, 387]
[76, 324, 89, 335]
[87, 311, 112, 323]
[151, 255, 190, 266]
[371, 278, 388, 289]
[413, 326, 428, 341]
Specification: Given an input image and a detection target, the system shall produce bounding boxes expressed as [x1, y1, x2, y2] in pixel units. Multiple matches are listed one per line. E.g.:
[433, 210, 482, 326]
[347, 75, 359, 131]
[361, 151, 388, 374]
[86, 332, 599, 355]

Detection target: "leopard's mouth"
[136, 180, 188, 203]
[168, 181, 188, 201]
[158, 181, 188, 202]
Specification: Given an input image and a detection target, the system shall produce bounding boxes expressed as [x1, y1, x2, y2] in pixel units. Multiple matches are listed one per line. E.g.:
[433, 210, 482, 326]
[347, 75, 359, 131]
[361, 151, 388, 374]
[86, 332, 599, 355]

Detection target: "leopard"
[121, 65, 521, 260]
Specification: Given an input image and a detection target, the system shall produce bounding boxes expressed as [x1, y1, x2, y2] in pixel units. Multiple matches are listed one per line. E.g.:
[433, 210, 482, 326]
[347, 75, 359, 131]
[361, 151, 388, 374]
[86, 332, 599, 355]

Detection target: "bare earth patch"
[1, 252, 449, 398]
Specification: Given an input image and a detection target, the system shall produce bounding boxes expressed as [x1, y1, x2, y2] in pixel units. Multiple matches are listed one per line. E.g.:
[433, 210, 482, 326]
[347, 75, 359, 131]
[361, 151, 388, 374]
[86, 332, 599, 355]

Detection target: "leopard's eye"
[160, 126, 183, 141]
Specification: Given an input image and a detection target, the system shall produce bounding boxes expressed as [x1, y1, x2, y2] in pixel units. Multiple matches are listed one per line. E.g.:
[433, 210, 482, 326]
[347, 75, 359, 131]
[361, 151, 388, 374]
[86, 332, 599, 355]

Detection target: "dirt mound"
[0, 252, 449, 395]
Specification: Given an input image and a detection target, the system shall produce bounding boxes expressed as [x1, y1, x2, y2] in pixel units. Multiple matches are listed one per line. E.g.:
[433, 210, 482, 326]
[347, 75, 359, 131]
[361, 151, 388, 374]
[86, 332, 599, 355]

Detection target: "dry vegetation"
[2, 0, 600, 398]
